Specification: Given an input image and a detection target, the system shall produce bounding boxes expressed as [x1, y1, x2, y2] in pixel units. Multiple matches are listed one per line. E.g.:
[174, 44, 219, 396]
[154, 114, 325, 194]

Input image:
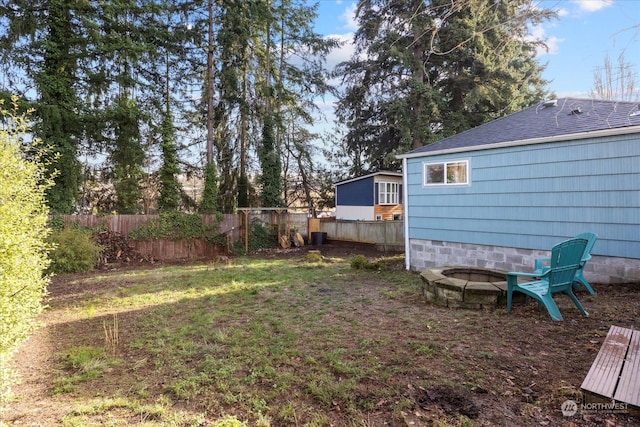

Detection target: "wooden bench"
[581, 325, 640, 408]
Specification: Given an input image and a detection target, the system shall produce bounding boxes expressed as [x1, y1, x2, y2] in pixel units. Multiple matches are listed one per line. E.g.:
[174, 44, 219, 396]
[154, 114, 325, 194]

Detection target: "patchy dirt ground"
[2, 241, 639, 426]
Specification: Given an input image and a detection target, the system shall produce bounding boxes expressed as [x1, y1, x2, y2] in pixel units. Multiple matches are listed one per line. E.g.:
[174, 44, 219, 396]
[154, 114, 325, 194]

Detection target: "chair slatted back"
[575, 232, 598, 263]
[548, 238, 588, 290]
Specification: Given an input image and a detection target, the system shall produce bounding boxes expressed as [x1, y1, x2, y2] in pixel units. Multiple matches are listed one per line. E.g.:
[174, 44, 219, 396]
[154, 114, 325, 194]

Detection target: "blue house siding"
[335, 172, 403, 221]
[405, 133, 640, 260]
[336, 176, 374, 206]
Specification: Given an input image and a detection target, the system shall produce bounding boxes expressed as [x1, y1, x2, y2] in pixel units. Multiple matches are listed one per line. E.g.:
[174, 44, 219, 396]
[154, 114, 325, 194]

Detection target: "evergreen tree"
[88, 1, 189, 213]
[210, 0, 247, 213]
[200, 162, 219, 213]
[237, 173, 249, 207]
[158, 109, 181, 211]
[148, 0, 206, 211]
[0, 0, 338, 213]
[0, 0, 196, 214]
[208, 0, 336, 209]
[258, 114, 283, 207]
[107, 94, 144, 214]
[428, 0, 551, 135]
[0, 0, 86, 213]
[334, 0, 555, 172]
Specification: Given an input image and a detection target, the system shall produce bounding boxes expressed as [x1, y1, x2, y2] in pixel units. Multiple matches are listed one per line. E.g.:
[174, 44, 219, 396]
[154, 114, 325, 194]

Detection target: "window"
[378, 181, 400, 204]
[424, 160, 469, 186]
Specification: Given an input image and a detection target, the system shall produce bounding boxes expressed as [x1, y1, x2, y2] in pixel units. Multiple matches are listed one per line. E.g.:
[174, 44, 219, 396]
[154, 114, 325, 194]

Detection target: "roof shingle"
[406, 98, 640, 155]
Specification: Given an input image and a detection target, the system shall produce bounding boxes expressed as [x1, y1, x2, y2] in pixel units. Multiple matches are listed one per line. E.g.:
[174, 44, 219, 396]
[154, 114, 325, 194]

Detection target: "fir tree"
[258, 114, 283, 207]
[334, 0, 555, 172]
[200, 162, 219, 214]
[0, 0, 86, 213]
[158, 110, 181, 211]
[108, 94, 144, 214]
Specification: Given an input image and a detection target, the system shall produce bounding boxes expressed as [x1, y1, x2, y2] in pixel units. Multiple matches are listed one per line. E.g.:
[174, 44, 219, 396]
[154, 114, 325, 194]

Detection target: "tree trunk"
[206, 0, 215, 164]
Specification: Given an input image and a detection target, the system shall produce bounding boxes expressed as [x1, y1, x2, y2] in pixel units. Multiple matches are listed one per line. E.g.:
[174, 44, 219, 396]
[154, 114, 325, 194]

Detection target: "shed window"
[378, 181, 400, 205]
[424, 160, 468, 186]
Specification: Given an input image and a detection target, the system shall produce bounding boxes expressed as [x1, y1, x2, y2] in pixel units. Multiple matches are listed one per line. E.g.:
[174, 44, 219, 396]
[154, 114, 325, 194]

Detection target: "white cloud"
[544, 36, 562, 55]
[528, 25, 563, 56]
[325, 33, 355, 71]
[557, 8, 569, 17]
[570, 0, 613, 12]
[340, 3, 358, 32]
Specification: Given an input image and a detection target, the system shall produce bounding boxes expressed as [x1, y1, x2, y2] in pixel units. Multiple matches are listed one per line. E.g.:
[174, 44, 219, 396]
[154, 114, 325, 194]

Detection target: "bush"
[350, 255, 370, 269]
[230, 219, 278, 254]
[129, 211, 219, 240]
[305, 251, 324, 263]
[47, 228, 103, 274]
[0, 103, 52, 402]
[350, 255, 385, 271]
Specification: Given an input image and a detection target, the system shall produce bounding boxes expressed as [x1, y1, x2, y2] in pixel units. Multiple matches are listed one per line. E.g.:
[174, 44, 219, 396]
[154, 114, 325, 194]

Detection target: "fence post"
[384, 221, 388, 251]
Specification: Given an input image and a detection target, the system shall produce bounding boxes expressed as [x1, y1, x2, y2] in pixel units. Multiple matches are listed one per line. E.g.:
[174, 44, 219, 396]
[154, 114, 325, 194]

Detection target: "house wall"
[373, 175, 403, 220]
[336, 174, 403, 221]
[336, 176, 375, 221]
[373, 204, 403, 220]
[405, 133, 640, 283]
[371, 175, 403, 217]
[336, 176, 374, 206]
[409, 239, 640, 284]
[336, 205, 374, 220]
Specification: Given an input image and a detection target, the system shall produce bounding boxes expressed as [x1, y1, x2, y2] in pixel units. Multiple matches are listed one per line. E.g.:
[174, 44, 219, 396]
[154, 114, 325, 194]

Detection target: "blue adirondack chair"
[533, 232, 598, 295]
[507, 237, 589, 321]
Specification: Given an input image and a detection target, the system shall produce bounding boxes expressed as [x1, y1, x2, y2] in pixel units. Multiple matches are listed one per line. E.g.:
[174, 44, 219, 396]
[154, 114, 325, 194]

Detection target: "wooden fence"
[55, 214, 405, 258]
[56, 214, 240, 240]
[318, 219, 404, 249]
[57, 214, 240, 260]
[129, 238, 223, 261]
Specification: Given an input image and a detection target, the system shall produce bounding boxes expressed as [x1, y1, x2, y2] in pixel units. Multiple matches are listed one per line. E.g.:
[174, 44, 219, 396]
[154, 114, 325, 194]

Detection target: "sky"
[307, 0, 640, 132]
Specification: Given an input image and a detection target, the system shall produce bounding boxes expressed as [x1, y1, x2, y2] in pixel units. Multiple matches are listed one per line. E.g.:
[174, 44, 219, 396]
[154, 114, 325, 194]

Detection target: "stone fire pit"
[420, 267, 522, 309]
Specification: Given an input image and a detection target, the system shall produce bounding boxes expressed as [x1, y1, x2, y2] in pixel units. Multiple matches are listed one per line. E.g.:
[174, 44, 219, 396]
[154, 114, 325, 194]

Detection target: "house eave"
[334, 171, 403, 187]
[396, 125, 640, 159]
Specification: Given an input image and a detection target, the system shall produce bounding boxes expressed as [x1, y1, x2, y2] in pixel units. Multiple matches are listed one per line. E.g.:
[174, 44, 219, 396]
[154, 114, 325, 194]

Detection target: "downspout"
[403, 158, 410, 270]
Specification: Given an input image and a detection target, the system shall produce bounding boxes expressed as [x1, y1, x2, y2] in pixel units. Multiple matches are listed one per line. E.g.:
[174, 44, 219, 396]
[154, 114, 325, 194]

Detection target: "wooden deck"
[581, 325, 640, 408]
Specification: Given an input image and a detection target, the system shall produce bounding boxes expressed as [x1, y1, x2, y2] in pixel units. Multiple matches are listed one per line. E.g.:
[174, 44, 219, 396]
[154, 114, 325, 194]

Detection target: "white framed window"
[423, 160, 469, 186]
[378, 181, 400, 205]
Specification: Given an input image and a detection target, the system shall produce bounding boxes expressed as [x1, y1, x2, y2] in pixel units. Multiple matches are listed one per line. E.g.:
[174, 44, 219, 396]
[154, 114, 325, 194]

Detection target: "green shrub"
[47, 214, 66, 231]
[350, 255, 385, 271]
[0, 102, 52, 402]
[350, 255, 369, 269]
[230, 219, 278, 255]
[47, 228, 103, 274]
[305, 251, 324, 263]
[129, 211, 220, 240]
